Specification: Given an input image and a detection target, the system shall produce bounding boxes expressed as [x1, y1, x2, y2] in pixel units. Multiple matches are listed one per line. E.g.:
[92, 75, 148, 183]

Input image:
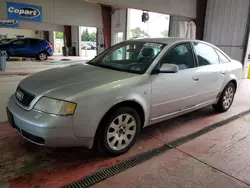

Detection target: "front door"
[150, 42, 204, 120]
[9, 39, 29, 57]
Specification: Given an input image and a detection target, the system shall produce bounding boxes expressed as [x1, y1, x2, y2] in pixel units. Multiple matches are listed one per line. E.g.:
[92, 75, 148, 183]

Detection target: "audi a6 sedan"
[7, 38, 242, 156]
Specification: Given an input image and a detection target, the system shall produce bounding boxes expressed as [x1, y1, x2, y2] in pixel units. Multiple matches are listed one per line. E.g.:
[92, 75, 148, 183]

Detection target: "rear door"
[192, 42, 226, 103]
[28, 39, 41, 56]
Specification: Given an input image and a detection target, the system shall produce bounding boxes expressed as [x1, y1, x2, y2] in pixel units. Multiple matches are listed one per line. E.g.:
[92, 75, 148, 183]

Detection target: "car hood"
[19, 63, 138, 99]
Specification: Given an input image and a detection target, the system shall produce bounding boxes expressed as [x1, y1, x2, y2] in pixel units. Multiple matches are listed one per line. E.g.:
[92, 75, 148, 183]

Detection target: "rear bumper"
[47, 51, 53, 56]
[7, 95, 93, 148]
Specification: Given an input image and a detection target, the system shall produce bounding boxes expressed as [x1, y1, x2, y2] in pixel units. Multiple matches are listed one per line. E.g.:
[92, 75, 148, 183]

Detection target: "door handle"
[221, 70, 226, 75]
[192, 76, 199, 81]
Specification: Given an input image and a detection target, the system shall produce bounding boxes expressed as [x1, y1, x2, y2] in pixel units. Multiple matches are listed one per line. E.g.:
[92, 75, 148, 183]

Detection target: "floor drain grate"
[63, 145, 171, 188]
[63, 109, 250, 188]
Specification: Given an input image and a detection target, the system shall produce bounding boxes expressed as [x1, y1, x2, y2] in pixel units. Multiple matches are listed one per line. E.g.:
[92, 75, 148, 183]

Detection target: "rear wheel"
[213, 82, 236, 112]
[97, 107, 141, 156]
[38, 52, 48, 61]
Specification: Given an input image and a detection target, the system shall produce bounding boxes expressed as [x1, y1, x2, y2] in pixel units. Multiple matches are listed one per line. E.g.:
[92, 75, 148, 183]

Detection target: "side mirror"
[157, 63, 179, 73]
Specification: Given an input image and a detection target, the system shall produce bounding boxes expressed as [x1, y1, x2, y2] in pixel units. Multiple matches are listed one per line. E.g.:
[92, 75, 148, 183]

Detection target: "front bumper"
[7, 95, 93, 148]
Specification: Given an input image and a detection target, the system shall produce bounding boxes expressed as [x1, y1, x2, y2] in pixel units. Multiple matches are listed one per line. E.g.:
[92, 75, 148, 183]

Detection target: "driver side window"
[13, 39, 27, 45]
[160, 43, 195, 70]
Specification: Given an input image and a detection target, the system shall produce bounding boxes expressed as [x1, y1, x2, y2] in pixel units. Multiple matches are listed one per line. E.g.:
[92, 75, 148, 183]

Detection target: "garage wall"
[0, 28, 36, 38]
[18, 21, 64, 32]
[86, 0, 196, 19]
[204, 0, 250, 63]
[0, 0, 103, 28]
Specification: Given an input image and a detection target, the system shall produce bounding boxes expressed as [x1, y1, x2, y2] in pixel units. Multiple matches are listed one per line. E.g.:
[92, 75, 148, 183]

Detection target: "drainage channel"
[63, 109, 250, 188]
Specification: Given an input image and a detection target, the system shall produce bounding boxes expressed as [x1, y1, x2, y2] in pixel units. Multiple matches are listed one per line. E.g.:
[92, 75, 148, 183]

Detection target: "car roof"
[127, 37, 213, 46]
[25, 38, 43, 40]
[126, 37, 231, 60]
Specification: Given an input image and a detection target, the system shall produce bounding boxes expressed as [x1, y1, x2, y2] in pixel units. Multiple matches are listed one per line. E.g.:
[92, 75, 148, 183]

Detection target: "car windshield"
[88, 41, 165, 74]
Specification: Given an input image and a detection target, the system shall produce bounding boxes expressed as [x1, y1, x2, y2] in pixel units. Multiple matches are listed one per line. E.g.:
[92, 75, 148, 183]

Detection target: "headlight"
[34, 97, 77, 115]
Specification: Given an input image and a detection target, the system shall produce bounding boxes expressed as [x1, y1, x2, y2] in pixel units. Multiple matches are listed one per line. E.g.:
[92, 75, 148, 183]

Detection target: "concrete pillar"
[71, 26, 81, 56]
[49, 31, 56, 52]
[101, 5, 111, 49]
[195, 0, 207, 40]
[64, 25, 72, 47]
[43, 31, 50, 42]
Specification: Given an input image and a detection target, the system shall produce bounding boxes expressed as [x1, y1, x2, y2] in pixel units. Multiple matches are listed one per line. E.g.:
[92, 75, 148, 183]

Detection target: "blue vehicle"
[0, 38, 53, 60]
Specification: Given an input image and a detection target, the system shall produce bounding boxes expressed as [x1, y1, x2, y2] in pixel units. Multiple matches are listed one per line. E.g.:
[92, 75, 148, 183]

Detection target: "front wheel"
[97, 107, 141, 156]
[213, 82, 236, 112]
[38, 52, 48, 61]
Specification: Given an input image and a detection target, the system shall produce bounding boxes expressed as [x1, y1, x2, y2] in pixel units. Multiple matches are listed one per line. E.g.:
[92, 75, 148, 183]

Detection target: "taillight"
[47, 44, 52, 48]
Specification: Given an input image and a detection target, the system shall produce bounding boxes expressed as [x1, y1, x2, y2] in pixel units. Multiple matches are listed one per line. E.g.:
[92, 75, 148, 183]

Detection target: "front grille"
[15, 87, 35, 107]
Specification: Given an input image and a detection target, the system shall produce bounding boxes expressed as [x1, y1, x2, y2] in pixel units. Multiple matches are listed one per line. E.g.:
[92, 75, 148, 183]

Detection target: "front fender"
[68, 75, 151, 140]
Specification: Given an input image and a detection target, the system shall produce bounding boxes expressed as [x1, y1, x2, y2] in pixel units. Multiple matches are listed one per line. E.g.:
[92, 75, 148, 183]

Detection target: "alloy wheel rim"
[223, 86, 234, 109]
[107, 114, 136, 151]
[39, 53, 46, 60]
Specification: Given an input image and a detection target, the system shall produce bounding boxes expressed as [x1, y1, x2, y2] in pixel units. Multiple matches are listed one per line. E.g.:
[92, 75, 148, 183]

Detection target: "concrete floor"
[94, 114, 250, 188]
[0, 79, 249, 188]
[1, 55, 86, 76]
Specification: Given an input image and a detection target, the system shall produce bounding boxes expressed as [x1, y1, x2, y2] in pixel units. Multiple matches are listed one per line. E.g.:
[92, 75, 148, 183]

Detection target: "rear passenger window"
[193, 42, 219, 66]
[216, 50, 230, 63]
[29, 39, 40, 45]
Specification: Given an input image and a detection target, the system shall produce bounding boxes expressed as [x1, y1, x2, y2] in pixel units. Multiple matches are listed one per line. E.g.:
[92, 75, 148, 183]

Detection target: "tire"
[38, 52, 48, 61]
[213, 82, 236, 112]
[97, 107, 141, 156]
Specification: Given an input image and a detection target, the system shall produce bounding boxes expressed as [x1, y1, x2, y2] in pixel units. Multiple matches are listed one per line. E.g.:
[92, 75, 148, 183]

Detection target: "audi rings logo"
[8, 7, 41, 18]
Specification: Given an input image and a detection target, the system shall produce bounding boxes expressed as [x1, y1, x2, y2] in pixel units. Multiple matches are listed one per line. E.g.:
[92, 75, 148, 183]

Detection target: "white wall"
[18, 21, 64, 32]
[86, 0, 196, 19]
[0, 28, 36, 38]
[0, 0, 103, 28]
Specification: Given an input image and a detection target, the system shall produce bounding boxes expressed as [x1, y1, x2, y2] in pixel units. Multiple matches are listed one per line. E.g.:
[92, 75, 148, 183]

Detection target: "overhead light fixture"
[142, 11, 149, 23]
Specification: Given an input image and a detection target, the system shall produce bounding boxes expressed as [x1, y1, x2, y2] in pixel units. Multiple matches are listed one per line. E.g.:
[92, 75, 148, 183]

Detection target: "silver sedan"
[7, 38, 242, 156]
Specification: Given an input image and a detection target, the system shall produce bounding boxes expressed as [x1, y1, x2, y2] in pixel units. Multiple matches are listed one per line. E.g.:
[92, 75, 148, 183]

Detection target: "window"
[216, 49, 230, 63]
[193, 42, 219, 66]
[29, 39, 40, 45]
[89, 41, 165, 74]
[159, 43, 195, 70]
[12, 39, 27, 45]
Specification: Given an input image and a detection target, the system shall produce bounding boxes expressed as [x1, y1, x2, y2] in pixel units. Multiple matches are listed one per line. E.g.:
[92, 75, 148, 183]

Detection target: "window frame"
[214, 48, 231, 63]
[12, 39, 28, 45]
[152, 42, 198, 73]
[191, 42, 221, 66]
